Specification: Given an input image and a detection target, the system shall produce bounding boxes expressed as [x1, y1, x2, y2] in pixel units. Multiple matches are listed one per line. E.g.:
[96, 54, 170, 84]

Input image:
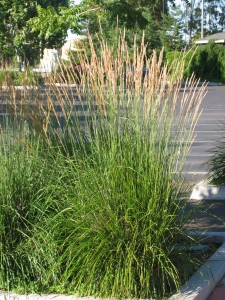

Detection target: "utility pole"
[201, 0, 204, 38]
[189, 0, 193, 43]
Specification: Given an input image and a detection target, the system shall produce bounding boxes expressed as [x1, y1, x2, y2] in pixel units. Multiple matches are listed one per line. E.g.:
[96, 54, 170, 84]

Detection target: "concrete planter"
[1, 233, 225, 300]
[190, 181, 225, 201]
[170, 232, 225, 300]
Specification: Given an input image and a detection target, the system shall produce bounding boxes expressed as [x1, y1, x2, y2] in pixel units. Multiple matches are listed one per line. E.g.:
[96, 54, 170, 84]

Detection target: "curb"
[190, 181, 225, 200]
[0, 293, 101, 300]
[170, 232, 225, 300]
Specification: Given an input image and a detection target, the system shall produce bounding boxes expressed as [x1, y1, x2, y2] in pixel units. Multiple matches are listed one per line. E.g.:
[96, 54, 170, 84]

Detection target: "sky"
[72, 0, 82, 4]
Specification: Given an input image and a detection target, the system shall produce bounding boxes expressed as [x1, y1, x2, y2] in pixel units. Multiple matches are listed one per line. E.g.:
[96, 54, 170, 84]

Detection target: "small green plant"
[206, 131, 225, 185]
[0, 68, 44, 86]
[0, 33, 206, 298]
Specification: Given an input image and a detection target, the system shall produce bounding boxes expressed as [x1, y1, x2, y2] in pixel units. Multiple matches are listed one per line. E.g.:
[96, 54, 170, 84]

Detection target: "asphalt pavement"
[183, 85, 225, 233]
[184, 85, 225, 178]
[180, 85, 225, 300]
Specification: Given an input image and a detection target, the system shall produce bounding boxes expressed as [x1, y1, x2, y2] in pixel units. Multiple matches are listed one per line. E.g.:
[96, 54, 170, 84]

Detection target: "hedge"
[166, 42, 225, 83]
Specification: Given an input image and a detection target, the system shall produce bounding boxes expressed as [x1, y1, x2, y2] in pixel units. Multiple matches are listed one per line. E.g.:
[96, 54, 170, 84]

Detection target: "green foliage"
[165, 50, 195, 78]
[82, 0, 169, 28]
[0, 131, 52, 290]
[28, 5, 83, 51]
[161, 6, 187, 51]
[78, 0, 185, 53]
[0, 0, 70, 66]
[207, 133, 225, 185]
[0, 69, 44, 86]
[28, 6, 68, 49]
[188, 43, 225, 83]
[166, 43, 225, 83]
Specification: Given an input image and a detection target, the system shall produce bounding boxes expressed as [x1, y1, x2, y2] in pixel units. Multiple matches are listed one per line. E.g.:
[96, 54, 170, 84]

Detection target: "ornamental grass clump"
[0, 34, 206, 298]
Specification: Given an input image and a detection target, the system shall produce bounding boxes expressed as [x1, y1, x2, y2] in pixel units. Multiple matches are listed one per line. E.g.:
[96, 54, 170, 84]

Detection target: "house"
[38, 34, 85, 72]
[38, 48, 59, 72]
[195, 32, 225, 45]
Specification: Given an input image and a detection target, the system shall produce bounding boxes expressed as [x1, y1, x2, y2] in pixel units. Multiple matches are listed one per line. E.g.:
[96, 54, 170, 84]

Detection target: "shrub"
[0, 69, 44, 86]
[189, 42, 225, 83]
[189, 42, 223, 82]
[166, 42, 225, 83]
[206, 133, 225, 185]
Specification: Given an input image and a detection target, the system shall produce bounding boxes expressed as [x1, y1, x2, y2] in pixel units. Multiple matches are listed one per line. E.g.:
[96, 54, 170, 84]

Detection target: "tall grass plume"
[0, 33, 207, 298]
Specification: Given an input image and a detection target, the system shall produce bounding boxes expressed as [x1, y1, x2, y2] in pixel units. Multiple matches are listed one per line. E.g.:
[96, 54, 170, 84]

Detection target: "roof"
[195, 32, 225, 45]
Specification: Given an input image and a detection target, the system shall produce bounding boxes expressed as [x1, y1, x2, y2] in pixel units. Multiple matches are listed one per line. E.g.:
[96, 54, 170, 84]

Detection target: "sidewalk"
[185, 199, 225, 232]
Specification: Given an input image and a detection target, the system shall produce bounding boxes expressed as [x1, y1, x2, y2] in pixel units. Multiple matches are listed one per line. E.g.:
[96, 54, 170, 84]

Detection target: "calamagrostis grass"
[0, 33, 207, 298]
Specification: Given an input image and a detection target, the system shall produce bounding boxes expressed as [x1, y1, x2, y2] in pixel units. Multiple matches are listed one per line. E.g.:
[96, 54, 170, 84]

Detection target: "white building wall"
[38, 36, 85, 72]
[39, 49, 58, 72]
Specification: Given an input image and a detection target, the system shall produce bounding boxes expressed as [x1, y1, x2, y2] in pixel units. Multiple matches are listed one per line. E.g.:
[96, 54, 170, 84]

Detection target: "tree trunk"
[189, 0, 193, 43]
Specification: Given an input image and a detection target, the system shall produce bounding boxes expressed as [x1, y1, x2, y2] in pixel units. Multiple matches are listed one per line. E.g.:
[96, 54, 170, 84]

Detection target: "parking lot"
[184, 85, 225, 179]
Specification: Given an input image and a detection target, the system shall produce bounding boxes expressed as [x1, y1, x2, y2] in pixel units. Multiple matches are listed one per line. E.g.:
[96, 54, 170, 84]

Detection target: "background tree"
[204, 0, 225, 33]
[72, 0, 186, 56]
[2, 0, 225, 70]
[160, 6, 186, 51]
[0, 0, 69, 68]
[180, 0, 225, 43]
